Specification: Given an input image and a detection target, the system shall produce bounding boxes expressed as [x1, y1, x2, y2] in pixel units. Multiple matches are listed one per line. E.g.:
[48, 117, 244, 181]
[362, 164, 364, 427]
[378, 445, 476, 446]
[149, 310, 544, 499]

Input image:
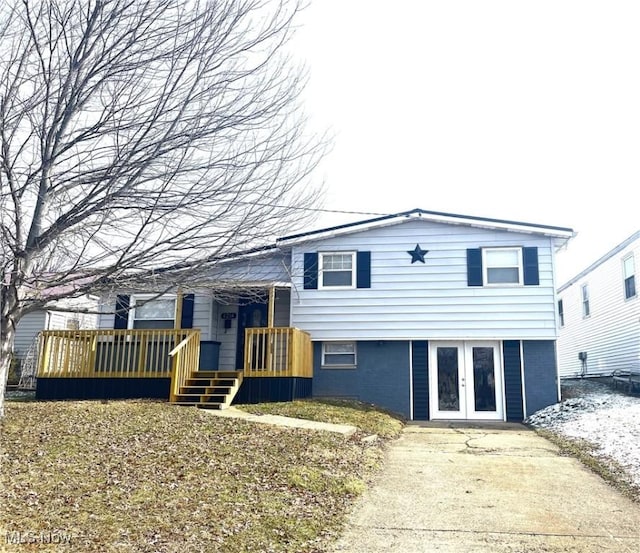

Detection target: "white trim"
[318, 251, 356, 290]
[581, 283, 590, 318]
[409, 341, 414, 421]
[128, 293, 177, 329]
[520, 341, 528, 418]
[482, 247, 524, 286]
[428, 340, 505, 421]
[321, 341, 357, 368]
[622, 253, 636, 300]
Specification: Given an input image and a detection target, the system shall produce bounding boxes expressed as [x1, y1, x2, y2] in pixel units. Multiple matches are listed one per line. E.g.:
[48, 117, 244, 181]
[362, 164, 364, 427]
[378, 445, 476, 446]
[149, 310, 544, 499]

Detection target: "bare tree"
[0, 0, 326, 416]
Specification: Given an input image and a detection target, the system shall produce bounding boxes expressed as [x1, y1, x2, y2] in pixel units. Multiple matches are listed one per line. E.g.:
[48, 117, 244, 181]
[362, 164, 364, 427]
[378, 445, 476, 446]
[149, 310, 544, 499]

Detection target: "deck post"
[175, 289, 183, 330]
[267, 286, 275, 328]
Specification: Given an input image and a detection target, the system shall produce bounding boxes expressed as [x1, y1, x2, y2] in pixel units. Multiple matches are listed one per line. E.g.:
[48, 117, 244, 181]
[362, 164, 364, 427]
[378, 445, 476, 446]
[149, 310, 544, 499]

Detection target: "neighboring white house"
[557, 230, 640, 378]
[14, 295, 99, 362]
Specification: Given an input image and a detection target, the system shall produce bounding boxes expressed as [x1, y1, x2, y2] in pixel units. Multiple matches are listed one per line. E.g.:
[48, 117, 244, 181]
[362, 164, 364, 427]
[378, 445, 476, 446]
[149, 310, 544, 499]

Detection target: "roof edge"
[277, 208, 574, 244]
[558, 229, 640, 292]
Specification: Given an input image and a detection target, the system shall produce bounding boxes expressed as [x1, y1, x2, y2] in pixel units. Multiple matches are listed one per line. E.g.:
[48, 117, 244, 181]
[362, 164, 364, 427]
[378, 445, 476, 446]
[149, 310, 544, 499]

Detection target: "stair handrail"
[169, 330, 201, 403]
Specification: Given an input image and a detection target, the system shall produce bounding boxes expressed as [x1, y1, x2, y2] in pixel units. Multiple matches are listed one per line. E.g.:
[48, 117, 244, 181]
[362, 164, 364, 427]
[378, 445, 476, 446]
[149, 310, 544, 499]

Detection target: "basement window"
[322, 342, 357, 368]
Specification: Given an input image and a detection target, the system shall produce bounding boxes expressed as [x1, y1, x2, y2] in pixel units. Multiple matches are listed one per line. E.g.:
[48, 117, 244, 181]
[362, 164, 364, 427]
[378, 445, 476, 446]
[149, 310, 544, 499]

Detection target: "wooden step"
[185, 378, 237, 387]
[192, 371, 240, 378]
[171, 370, 242, 409]
[179, 385, 232, 395]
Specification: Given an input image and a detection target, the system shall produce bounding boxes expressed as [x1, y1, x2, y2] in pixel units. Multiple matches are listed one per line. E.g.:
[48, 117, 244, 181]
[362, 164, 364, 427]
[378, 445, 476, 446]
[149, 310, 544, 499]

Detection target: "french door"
[429, 341, 504, 420]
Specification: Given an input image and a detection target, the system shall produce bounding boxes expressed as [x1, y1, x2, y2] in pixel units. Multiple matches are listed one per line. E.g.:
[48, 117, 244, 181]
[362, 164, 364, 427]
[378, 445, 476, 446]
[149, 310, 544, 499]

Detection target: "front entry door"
[235, 302, 268, 369]
[429, 341, 504, 420]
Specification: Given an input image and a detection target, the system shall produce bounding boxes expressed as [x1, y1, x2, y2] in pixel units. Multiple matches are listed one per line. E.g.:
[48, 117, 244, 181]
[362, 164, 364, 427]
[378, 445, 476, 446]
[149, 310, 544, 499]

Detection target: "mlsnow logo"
[5, 530, 72, 545]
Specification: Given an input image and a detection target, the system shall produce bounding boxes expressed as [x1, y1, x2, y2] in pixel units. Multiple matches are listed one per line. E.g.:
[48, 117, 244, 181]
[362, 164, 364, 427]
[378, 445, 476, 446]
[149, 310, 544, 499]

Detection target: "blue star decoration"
[407, 244, 429, 264]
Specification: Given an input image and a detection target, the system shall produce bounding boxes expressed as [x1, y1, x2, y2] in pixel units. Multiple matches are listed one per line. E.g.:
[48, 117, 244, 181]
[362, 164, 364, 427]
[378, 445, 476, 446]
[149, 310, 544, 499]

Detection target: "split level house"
[36, 209, 575, 422]
[557, 230, 639, 378]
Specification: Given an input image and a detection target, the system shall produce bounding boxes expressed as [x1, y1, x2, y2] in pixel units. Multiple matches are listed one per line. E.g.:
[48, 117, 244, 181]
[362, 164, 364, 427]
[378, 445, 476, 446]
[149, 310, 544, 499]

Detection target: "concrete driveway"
[331, 424, 640, 552]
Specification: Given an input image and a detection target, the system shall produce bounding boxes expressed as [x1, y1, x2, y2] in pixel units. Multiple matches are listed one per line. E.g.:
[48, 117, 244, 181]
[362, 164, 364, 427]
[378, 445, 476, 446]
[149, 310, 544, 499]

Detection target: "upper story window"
[130, 296, 176, 329]
[623, 254, 636, 299]
[319, 252, 356, 288]
[482, 248, 523, 285]
[558, 299, 565, 327]
[581, 284, 590, 318]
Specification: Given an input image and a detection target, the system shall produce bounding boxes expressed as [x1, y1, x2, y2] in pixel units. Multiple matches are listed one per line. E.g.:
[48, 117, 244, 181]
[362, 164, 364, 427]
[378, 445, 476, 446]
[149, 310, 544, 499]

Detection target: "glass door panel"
[430, 343, 465, 419]
[437, 347, 460, 411]
[471, 346, 497, 412]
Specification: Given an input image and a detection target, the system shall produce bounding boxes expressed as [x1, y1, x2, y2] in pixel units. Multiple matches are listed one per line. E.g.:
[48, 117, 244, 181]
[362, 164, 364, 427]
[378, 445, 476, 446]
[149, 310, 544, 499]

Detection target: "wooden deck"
[36, 327, 313, 404]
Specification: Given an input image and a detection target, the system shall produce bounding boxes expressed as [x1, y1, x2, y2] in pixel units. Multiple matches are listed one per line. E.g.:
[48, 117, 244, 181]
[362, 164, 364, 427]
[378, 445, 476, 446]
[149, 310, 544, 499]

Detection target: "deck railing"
[244, 327, 312, 378]
[37, 329, 200, 378]
[169, 331, 201, 403]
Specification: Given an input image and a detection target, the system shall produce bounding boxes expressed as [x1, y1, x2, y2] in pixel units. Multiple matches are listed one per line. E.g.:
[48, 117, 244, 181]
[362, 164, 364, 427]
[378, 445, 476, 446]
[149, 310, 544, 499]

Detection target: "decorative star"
[407, 244, 429, 264]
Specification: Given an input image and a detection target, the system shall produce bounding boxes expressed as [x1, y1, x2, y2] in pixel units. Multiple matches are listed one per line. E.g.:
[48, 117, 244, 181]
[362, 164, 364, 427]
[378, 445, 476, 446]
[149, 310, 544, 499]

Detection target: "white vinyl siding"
[290, 219, 558, 340]
[557, 235, 640, 377]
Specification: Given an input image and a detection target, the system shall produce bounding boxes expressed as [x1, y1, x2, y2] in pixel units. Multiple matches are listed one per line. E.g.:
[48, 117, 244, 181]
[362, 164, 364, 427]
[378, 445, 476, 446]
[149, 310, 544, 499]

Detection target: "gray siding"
[523, 340, 559, 416]
[211, 302, 238, 370]
[312, 340, 411, 418]
[14, 311, 47, 360]
[291, 219, 559, 340]
[557, 235, 640, 377]
[209, 251, 291, 283]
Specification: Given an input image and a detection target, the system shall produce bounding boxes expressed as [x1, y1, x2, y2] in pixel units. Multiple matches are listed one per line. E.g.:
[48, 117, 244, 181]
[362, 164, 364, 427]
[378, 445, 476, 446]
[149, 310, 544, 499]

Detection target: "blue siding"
[503, 340, 524, 421]
[411, 341, 429, 420]
[37, 378, 170, 400]
[234, 377, 312, 404]
[312, 341, 411, 418]
[523, 340, 559, 416]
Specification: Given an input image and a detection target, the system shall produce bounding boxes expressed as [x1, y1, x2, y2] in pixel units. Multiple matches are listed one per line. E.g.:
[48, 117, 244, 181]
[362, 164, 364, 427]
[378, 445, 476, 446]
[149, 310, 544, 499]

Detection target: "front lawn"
[1, 400, 402, 552]
[239, 398, 405, 439]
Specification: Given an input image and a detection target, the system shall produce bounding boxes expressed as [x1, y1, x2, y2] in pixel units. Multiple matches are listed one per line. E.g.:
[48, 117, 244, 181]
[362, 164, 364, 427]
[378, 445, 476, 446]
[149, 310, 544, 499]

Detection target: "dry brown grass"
[1, 399, 400, 552]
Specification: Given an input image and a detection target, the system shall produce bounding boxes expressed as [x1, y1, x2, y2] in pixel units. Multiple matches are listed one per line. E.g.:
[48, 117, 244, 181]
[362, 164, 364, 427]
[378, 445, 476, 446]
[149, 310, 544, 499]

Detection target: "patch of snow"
[527, 379, 640, 490]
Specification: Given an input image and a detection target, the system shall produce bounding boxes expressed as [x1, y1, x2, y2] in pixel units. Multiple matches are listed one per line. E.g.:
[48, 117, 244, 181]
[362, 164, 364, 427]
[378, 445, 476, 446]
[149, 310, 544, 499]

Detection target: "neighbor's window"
[581, 284, 590, 318]
[558, 299, 565, 327]
[322, 342, 357, 367]
[131, 296, 176, 329]
[483, 247, 523, 285]
[319, 252, 356, 288]
[623, 254, 636, 299]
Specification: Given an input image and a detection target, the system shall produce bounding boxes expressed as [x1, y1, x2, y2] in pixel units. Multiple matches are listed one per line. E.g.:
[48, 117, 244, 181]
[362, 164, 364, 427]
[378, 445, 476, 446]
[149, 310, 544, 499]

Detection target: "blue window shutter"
[114, 295, 130, 329]
[356, 251, 371, 288]
[303, 253, 318, 289]
[523, 247, 539, 286]
[467, 248, 483, 286]
[180, 294, 195, 328]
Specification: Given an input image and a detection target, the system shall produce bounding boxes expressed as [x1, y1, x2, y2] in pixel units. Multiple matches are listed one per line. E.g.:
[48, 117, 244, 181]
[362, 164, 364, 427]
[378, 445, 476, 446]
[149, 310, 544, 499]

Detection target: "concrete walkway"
[331, 424, 640, 553]
[201, 406, 358, 436]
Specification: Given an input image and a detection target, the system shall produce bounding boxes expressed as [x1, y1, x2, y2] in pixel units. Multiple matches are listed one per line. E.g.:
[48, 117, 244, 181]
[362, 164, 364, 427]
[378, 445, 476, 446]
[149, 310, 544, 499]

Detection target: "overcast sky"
[290, 1, 639, 284]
